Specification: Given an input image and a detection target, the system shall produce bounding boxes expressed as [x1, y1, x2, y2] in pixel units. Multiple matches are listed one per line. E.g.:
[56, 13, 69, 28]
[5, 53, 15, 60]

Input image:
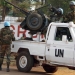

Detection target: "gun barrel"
[35, 4, 50, 10]
[5, 0, 29, 15]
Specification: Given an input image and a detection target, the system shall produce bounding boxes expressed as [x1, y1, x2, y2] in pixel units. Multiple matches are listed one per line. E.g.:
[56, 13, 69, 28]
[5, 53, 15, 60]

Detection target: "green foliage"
[19, 1, 30, 9]
[0, 0, 6, 6]
[45, 0, 74, 14]
[12, 0, 30, 17]
[0, 0, 12, 12]
[1, 0, 75, 20]
[0, 0, 13, 21]
[0, 0, 11, 6]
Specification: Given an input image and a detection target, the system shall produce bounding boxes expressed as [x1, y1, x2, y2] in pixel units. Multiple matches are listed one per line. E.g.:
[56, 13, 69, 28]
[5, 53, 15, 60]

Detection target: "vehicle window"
[55, 27, 72, 42]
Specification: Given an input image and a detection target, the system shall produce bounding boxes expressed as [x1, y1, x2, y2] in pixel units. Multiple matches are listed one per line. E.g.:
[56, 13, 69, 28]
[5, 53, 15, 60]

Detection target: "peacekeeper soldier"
[55, 8, 63, 22]
[49, 7, 63, 22]
[63, 1, 75, 23]
[0, 21, 15, 72]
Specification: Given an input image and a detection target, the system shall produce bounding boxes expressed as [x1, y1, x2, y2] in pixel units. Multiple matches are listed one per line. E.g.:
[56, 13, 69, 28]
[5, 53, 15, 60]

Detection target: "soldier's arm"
[11, 30, 15, 41]
[63, 12, 74, 22]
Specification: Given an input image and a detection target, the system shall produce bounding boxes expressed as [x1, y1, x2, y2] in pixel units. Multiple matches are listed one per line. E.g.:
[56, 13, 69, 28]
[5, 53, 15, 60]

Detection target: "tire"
[43, 64, 58, 73]
[16, 51, 34, 72]
[26, 12, 43, 30]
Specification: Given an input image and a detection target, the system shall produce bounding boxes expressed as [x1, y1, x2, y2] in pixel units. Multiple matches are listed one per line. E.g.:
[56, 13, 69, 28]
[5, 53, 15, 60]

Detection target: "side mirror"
[62, 35, 67, 42]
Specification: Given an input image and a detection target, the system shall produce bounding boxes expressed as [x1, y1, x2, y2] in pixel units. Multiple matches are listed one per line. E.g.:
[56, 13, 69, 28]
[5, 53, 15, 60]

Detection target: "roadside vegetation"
[0, 0, 72, 21]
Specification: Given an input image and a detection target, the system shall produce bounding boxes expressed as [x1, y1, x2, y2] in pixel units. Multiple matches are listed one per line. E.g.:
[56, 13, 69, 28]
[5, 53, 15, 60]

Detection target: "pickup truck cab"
[11, 22, 75, 73]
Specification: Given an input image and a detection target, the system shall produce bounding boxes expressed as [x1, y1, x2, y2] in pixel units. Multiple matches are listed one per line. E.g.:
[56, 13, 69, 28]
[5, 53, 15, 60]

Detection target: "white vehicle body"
[11, 22, 75, 73]
[12, 40, 46, 56]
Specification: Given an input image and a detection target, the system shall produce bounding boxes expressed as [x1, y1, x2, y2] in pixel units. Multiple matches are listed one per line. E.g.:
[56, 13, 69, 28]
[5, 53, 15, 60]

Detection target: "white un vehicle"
[11, 22, 75, 73]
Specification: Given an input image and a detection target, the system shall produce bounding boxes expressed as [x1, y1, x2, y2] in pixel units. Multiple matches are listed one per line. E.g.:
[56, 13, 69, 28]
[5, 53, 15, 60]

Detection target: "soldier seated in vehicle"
[49, 7, 63, 22]
[63, 1, 75, 23]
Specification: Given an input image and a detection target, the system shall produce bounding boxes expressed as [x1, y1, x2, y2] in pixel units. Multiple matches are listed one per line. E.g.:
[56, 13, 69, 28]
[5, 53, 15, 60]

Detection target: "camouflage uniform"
[63, 1, 75, 23]
[63, 9, 75, 23]
[0, 27, 15, 71]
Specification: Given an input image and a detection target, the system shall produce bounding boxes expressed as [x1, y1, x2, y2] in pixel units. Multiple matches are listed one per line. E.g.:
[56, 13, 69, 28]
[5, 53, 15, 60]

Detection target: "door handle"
[48, 49, 50, 51]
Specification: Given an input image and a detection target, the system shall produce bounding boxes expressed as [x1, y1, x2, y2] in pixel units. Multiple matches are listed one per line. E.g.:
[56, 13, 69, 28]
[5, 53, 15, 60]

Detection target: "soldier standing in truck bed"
[63, 1, 75, 23]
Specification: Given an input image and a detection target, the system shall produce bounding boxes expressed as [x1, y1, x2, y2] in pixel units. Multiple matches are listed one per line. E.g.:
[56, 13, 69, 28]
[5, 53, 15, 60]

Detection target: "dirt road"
[1, 65, 75, 75]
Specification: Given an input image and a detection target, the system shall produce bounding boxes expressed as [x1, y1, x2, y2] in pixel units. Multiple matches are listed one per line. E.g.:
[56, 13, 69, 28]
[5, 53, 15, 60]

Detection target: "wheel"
[43, 64, 58, 73]
[26, 12, 43, 30]
[16, 51, 34, 72]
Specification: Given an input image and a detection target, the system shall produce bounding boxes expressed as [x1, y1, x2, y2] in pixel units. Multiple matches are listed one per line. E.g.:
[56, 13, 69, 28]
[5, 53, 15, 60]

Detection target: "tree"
[0, 0, 73, 21]
[11, 0, 30, 17]
[0, 0, 12, 21]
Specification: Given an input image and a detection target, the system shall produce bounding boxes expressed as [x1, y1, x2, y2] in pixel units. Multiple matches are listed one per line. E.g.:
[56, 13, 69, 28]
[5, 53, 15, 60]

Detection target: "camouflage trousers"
[0, 45, 11, 65]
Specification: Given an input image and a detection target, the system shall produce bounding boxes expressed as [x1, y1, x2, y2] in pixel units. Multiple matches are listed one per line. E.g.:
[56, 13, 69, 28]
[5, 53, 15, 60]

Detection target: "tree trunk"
[2, 6, 6, 21]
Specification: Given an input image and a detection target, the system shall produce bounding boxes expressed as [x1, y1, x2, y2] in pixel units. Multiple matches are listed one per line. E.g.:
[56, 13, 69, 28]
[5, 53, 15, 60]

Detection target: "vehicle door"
[46, 27, 74, 66]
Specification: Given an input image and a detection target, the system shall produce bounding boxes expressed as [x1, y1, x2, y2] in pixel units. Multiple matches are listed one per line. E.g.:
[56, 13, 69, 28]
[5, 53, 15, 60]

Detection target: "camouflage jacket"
[0, 27, 15, 45]
[63, 10, 75, 23]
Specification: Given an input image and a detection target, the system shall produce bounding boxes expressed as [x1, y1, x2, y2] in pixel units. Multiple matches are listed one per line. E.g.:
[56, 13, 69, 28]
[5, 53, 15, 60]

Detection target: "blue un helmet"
[57, 8, 63, 15]
[69, 1, 75, 10]
[69, 1, 75, 6]
[4, 21, 10, 27]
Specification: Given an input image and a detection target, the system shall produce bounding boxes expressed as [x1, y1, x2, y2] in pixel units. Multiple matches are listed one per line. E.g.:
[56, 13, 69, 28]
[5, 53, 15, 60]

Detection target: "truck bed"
[11, 40, 46, 56]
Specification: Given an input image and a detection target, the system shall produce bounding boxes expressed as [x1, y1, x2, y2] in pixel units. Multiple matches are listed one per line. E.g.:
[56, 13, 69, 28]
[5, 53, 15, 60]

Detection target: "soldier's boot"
[6, 62, 10, 72]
